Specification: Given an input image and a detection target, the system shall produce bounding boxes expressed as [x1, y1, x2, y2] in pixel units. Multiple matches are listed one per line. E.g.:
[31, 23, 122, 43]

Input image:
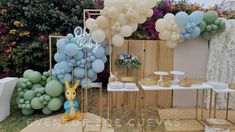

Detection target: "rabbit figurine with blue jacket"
[61, 80, 81, 123]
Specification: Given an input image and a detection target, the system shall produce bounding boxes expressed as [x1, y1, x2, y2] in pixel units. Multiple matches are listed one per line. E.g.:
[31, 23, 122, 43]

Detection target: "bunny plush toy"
[61, 80, 81, 123]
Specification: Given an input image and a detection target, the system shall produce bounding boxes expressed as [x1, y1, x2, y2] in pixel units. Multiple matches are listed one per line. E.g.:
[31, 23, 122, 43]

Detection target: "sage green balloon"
[219, 20, 226, 27]
[45, 80, 63, 97]
[204, 11, 218, 24]
[214, 19, 220, 25]
[28, 71, 42, 84]
[206, 25, 212, 31]
[199, 21, 207, 32]
[217, 25, 226, 33]
[211, 30, 217, 35]
[23, 90, 35, 101]
[26, 82, 32, 88]
[21, 83, 27, 89]
[46, 76, 58, 83]
[47, 98, 62, 111]
[19, 98, 25, 104]
[22, 109, 34, 115]
[202, 31, 213, 40]
[43, 71, 50, 77]
[212, 25, 218, 30]
[38, 87, 45, 94]
[26, 104, 31, 109]
[42, 106, 52, 115]
[23, 69, 33, 78]
[32, 84, 42, 90]
[16, 78, 26, 88]
[44, 95, 51, 101]
[31, 97, 44, 110]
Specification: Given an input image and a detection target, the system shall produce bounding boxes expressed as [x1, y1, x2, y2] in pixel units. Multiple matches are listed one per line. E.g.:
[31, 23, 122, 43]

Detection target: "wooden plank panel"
[157, 41, 174, 108]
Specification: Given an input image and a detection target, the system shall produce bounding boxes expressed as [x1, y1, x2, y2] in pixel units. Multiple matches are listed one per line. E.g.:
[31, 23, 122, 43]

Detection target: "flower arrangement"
[115, 52, 141, 69]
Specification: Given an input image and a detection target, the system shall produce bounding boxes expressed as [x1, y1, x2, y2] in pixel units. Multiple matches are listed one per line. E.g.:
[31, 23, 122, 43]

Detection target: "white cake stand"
[170, 71, 185, 85]
[154, 71, 169, 85]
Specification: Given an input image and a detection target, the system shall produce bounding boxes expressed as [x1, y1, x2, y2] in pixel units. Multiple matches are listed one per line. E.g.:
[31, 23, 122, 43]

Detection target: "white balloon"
[112, 34, 125, 47]
[166, 41, 178, 48]
[161, 31, 171, 40]
[155, 19, 167, 32]
[136, 2, 148, 13]
[164, 13, 175, 21]
[92, 29, 106, 43]
[108, 7, 119, 18]
[85, 18, 96, 30]
[96, 16, 110, 29]
[117, 13, 127, 25]
[146, 0, 156, 8]
[138, 15, 147, 24]
[130, 23, 138, 31]
[120, 25, 133, 37]
[145, 9, 153, 17]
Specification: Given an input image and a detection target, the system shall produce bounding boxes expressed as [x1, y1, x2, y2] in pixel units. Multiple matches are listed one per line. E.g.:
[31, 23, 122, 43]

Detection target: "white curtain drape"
[206, 19, 235, 109]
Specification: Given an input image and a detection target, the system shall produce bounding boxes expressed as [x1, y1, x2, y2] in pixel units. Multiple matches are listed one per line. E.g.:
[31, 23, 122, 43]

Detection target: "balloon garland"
[52, 27, 109, 84]
[155, 10, 226, 48]
[16, 70, 64, 115]
[86, 0, 156, 47]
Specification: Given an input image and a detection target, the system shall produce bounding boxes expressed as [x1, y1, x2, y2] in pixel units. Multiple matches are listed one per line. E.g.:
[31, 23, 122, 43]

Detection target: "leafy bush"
[0, 0, 94, 78]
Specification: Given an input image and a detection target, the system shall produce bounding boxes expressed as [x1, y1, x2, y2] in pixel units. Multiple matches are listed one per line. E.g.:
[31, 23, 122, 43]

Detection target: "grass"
[0, 89, 63, 132]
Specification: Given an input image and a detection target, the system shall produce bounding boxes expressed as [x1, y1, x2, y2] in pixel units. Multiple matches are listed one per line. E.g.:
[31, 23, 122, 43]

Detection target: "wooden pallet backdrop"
[110, 40, 173, 108]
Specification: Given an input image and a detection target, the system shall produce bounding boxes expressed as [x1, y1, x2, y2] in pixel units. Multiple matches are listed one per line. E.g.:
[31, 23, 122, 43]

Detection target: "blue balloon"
[65, 43, 78, 57]
[90, 74, 97, 82]
[74, 50, 84, 61]
[93, 46, 105, 58]
[63, 74, 72, 82]
[185, 24, 191, 30]
[175, 12, 189, 26]
[92, 59, 104, 73]
[54, 61, 71, 73]
[189, 11, 204, 25]
[191, 23, 196, 28]
[66, 33, 74, 39]
[81, 78, 92, 86]
[80, 64, 85, 68]
[86, 58, 91, 62]
[56, 39, 66, 50]
[88, 69, 96, 79]
[74, 68, 85, 78]
[70, 59, 76, 64]
[90, 56, 96, 61]
[81, 59, 86, 64]
[87, 52, 92, 57]
[101, 56, 107, 63]
[191, 26, 201, 38]
[87, 62, 92, 68]
[54, 53, 62, 63]
[58, 74, 64, 79]
[184, 33, 191, 39]
[77, 61, 81, 65]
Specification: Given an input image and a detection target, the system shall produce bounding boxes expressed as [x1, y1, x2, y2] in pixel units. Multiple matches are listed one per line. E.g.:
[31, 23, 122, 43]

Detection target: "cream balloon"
[136, 2, 148, 13]
[85, 18, 96, 30]
[166, 41, 177, 48]
[146, 0, 156, 8]
[161, 31, 171, 40]
[159, 33, 167, 40]
[129, 23, 138, 31]
[117, 13, 127, 25]
[96, 16, 110, 29]
[112, 34, 125, 47]
[138, 15, 147, 24]
[92, 29, 106, 43]
[108, 7, 119, 18]
[145, 9, 153, 17]
[164, 13, 175, 21]
[120, 25, 133, 37]
[155, 19, 167, 32]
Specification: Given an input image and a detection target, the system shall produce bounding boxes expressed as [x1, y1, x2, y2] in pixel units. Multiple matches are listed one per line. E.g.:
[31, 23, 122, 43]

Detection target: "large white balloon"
[112, 34, 125, 47]
[85, 18, 96, 30]
[146, 0, 156, 8]
[129, 23, 138, 31]
[145, 9, 153, 17]
[164, 13, 175, 21]
[108, 7, 119, 18]
[120, 25, 133, 37]
[155, 19, 167, 32]
[117, 13, 127, 25]
[96, 16, 110, 29]
[92, 29, 106, 43]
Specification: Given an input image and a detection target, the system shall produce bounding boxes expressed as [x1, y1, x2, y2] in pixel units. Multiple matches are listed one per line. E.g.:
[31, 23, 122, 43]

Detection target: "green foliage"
[0, 0, 95, 78]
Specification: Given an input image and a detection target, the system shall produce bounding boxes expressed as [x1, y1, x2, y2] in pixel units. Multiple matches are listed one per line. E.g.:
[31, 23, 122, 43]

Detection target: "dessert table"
[107, 83, 139, 123]
[139, 82, 214, 128]
[213, 88, 235, 125]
